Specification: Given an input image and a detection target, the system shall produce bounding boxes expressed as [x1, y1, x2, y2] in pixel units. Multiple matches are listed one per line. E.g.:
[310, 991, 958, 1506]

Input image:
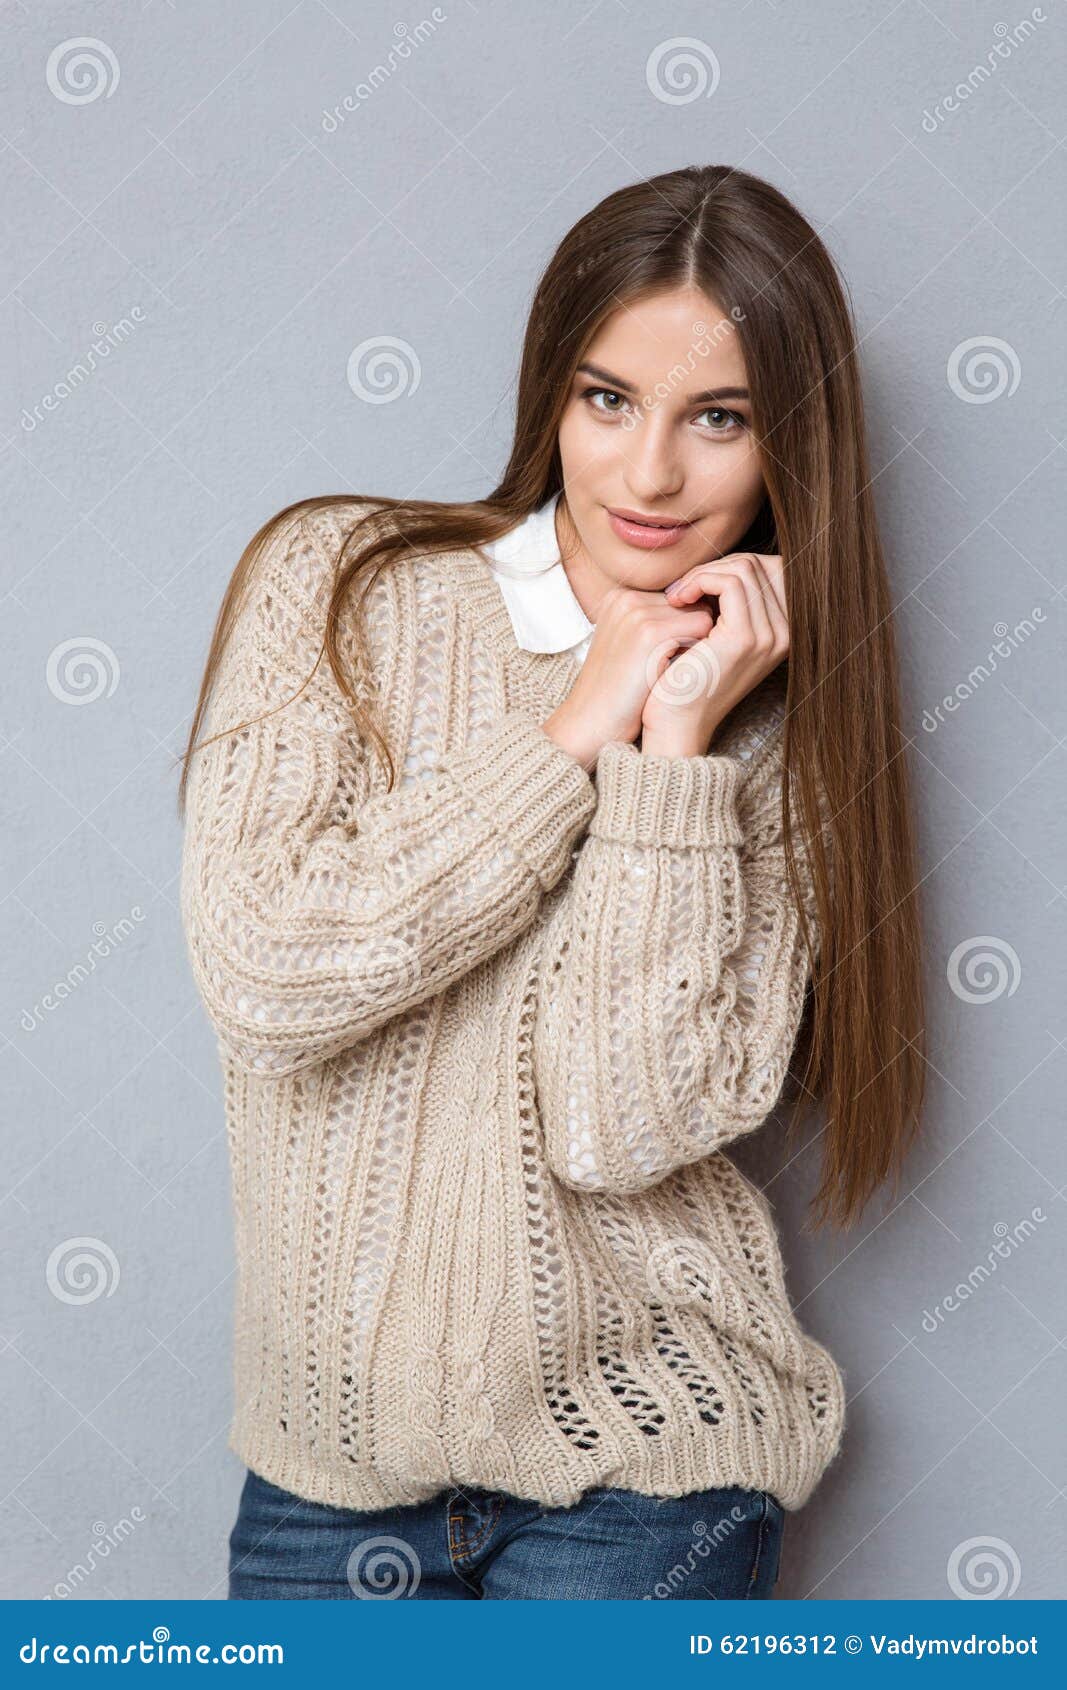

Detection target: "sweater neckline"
[422, 542, 586, 697]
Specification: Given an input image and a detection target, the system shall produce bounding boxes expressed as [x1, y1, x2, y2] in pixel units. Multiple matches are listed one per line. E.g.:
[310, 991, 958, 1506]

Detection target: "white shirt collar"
[481, 492, 596, 664]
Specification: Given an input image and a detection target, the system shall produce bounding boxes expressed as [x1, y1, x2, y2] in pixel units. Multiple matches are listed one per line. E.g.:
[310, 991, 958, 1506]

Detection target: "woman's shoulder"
[210, 497, 399, 706]
[299, 496, 475, 619]
[300, 495, 387, 564]
[294, 496, 397, 601]
[297, 497, 489, 712]
[231, 496, 383, 616]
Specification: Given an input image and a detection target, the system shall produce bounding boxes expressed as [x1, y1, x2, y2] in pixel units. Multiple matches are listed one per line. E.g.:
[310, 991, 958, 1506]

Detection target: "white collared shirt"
[481, 492, 596, 667]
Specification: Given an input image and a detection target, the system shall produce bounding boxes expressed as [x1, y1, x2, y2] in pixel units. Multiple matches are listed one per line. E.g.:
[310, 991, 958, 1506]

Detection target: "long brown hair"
[178, 163, 925, 1233]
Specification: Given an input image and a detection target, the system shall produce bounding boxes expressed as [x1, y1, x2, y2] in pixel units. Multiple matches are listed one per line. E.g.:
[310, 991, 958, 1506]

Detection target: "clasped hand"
[641, 551, 788, 757]
[540, 551, 788, 770]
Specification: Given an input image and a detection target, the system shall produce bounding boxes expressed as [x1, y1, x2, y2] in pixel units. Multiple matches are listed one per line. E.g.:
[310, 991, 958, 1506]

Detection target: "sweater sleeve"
[531, 736, 825, 1196]
[181, 512, 598, 1076]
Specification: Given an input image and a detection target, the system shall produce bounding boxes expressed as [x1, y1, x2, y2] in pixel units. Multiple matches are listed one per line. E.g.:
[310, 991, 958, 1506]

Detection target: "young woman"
[179, 163, 925, 1601]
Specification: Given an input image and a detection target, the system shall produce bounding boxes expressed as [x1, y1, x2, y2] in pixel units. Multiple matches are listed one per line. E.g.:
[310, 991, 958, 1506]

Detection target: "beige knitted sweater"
[180, 499, 846, 1514]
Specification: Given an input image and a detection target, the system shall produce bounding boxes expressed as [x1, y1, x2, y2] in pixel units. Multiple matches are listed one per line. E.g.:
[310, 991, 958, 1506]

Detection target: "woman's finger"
[671, 569, 756, 651]
[670, 552, 786, 625]
[667, 560, 774, 652]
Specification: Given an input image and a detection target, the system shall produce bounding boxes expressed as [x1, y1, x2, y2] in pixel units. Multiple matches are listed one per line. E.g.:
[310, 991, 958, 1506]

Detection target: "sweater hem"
[227, 1415, 840, 1518]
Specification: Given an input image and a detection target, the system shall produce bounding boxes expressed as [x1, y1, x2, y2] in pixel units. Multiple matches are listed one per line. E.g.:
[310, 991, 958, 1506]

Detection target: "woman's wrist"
[540, 707, 600, 772]
[640, 724, 720, 758]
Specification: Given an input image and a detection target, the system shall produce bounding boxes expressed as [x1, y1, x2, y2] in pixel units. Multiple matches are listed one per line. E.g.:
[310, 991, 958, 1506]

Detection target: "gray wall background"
[3, 0, 1064, 1601]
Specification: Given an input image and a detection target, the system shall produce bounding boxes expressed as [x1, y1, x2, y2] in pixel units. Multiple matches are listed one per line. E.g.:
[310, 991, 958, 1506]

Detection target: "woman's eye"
[699, 406, 745, 434]
[582, 387, 745, 435]
[584, 387, 630, 417]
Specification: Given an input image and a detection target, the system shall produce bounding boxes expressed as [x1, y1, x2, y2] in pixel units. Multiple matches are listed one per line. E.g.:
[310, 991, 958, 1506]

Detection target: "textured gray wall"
[3, 0, 1064, 1601]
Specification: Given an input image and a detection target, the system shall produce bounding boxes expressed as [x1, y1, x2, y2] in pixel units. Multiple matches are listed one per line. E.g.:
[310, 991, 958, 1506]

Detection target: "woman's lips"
[605, 508, 693, 550]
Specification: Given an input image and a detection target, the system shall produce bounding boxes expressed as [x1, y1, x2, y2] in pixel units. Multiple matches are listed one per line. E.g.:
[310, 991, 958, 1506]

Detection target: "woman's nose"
[623, 435, 684, 502]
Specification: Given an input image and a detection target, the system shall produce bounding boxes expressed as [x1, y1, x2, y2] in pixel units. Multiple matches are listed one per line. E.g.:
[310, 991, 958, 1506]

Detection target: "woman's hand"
[640, 552, 788, 756]
[542, 584, 715, 770]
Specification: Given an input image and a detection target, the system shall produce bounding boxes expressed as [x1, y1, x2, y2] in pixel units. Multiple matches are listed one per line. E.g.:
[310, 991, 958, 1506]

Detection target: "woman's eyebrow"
[577, 361, 750, 405]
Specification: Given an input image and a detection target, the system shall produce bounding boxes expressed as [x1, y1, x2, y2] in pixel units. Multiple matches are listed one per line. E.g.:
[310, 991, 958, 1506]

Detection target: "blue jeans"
[229, 1468, 785, 1600]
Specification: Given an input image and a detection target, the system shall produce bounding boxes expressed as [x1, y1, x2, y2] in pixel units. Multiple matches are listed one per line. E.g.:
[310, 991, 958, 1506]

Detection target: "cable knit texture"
[180, 499, 846, 1515]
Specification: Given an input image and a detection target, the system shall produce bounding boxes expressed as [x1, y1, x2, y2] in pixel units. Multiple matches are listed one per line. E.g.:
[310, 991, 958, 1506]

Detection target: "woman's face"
[555, 286, 767, 590]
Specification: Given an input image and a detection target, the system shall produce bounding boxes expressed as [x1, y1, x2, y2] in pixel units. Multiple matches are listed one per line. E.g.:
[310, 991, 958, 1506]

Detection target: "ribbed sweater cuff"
[590, 740, 746, 848]
[445, 712, 597, 887]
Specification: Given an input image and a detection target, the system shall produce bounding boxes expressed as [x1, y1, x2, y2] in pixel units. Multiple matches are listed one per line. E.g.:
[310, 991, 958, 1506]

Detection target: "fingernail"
[665, 578, 682, 593]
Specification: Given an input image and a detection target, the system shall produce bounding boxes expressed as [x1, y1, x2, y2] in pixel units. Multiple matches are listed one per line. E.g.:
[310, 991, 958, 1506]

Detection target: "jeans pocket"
[751, 1492, 785, 1596]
